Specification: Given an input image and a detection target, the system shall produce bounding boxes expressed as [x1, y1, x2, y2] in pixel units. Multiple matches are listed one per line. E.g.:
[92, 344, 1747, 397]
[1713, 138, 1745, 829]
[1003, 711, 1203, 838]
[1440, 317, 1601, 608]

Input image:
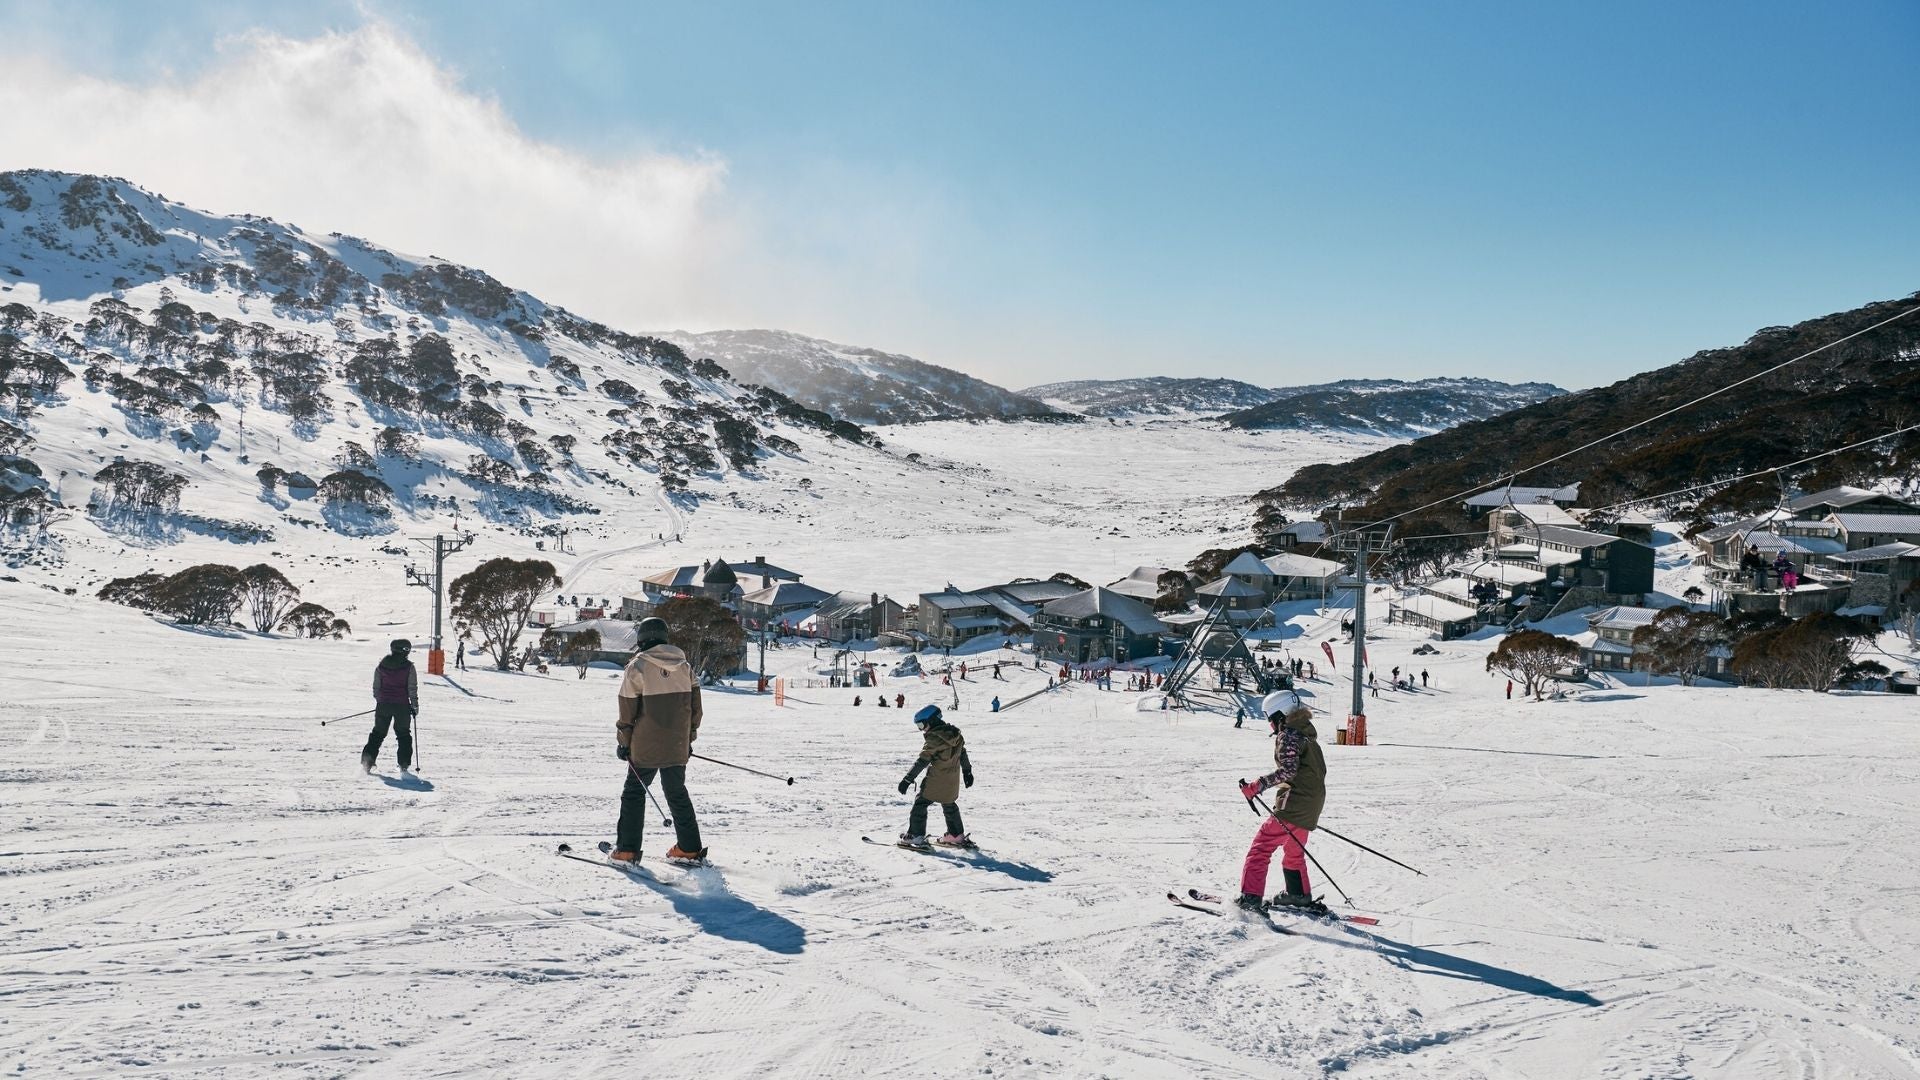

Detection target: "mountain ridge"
[1026, 374, 1564, 432]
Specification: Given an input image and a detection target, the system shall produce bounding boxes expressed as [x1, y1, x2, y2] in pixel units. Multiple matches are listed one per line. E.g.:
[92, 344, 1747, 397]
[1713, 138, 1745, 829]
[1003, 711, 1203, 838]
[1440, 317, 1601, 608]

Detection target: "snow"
[11, 576, 1919, 1077]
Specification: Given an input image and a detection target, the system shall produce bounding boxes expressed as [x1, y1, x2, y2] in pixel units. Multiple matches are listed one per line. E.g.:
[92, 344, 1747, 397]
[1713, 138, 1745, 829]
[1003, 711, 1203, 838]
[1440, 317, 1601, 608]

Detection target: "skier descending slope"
[362, 639, 418, 773]
[1235, 690, 1330, 916]
[612, 617, 707, 865]
[897, 705, 975, 850]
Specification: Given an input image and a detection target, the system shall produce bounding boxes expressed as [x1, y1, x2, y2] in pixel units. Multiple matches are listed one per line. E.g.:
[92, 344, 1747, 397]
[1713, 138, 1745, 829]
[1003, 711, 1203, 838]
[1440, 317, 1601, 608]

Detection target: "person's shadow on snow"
[380, 773, 435, 792]
[628, 867, 807, 955]
[1333, 930, 1601, 1006]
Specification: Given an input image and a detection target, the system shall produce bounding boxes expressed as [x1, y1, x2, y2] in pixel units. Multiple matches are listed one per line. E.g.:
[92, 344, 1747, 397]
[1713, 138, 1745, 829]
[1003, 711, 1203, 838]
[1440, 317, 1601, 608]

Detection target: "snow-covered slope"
[653, 328, 1063, 425]
[6, 575, 1919, 1078]
[1027, 374, 1565, 430]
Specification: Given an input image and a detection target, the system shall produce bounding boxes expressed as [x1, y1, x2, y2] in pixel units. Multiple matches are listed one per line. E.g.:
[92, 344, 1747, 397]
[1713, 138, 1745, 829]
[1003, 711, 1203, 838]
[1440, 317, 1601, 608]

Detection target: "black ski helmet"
[390, 638, 412, 655]
[637, 616, 670, 648]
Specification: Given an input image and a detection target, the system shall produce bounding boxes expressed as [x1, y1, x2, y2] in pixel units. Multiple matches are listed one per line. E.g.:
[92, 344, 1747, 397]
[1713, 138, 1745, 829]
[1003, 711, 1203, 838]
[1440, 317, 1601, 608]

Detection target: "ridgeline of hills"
[1025, 375, 1564, 433]
[1264, 293, 1920, 521]
[651, 328, 1064, 426]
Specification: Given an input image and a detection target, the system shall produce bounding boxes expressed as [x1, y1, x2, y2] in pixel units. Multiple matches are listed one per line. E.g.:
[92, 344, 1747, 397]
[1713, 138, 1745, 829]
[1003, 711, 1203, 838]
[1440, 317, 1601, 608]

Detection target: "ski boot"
[664, 845, 708, 866]
[934, 833, 976, 850]
[608, 849, 639, 864]
[897, 833, 932, 851]
[360, 751, 375, 774]
[1269, 870, 1332, 918]
[1233, 893, 1269, 913]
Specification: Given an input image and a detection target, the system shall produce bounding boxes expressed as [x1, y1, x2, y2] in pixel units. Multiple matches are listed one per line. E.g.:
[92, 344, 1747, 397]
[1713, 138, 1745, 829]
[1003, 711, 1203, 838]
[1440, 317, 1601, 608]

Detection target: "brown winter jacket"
[616, 644, 702, 768]
[1252, 707, 1326, 831]
[904, 721, 971, 803]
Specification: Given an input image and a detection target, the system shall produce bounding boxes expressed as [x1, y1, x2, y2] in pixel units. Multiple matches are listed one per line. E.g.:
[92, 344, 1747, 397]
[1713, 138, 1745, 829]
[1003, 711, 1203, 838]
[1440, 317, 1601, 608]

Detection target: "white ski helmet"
[1260, 690, 1301, 720]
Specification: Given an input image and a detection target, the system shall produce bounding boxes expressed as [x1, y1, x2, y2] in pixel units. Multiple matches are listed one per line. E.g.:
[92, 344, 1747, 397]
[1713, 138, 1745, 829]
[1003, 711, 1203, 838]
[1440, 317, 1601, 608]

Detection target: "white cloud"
[0, 22, 778, 332]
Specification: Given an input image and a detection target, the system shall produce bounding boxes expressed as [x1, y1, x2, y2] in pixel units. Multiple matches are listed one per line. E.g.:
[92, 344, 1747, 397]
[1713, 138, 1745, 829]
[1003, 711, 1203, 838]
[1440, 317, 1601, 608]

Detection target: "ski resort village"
[2, 8, 1919, 1078]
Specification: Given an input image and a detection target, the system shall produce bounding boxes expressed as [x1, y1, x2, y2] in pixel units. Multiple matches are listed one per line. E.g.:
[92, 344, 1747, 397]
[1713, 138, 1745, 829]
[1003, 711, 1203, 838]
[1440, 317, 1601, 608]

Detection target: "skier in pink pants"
[1236, 690, 1330, 916]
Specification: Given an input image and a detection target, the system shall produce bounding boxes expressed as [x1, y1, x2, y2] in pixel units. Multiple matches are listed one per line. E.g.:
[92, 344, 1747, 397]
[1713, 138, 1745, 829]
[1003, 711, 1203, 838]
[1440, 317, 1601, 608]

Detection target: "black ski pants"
[363, 704, 413, 769]
[907, 797, 964, 838]
[617, 764, 703, 854]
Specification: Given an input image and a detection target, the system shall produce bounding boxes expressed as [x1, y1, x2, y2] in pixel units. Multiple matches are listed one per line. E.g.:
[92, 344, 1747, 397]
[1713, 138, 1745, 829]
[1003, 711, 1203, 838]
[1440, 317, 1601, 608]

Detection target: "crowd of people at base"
[1739, 543, 1804, 593]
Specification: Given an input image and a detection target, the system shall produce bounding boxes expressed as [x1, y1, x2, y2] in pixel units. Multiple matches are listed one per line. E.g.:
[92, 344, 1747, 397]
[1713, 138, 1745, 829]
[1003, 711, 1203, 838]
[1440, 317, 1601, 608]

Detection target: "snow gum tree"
[239, 563, 301, 633]
[654, 595, 745, 683]
[1484, 629, 1582, 700]
[1630, 608, 1728, 686]
[451, 558, 561, 670]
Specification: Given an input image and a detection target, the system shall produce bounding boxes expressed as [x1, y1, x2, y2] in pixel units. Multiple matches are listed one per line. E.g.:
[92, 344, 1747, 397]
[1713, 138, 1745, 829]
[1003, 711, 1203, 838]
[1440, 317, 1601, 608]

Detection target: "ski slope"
[6, 584, 1919, 1078]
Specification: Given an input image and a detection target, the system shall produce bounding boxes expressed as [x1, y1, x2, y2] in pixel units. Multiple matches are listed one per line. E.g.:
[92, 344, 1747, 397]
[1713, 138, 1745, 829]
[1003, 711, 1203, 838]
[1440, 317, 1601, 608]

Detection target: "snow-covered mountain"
[1025, 375, 1564, 430]
[653, 328, 1064, 426]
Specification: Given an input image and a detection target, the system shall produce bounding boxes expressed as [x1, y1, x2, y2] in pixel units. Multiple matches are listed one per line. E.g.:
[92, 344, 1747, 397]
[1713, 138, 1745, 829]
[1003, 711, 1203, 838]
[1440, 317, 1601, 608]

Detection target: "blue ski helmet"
[912, 704, 942, 725]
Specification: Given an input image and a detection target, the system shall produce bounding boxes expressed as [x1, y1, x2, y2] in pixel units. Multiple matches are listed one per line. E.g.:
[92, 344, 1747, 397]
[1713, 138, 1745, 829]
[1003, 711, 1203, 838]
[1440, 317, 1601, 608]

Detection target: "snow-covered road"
[5, 585, 1919, 1078]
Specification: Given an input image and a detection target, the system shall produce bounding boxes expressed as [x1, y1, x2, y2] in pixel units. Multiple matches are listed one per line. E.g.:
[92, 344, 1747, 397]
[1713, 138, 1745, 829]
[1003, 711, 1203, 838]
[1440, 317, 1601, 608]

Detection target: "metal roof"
[1195, 576, 1265, 598]
[981, 580, 1083, 604]
[1536, 525, 1624, 550]
[1832, 513, 1920, 534]
[1786, 486, 1900, 512]
[740, 581, 833, 609]
[1259, 552, 1343, 578]
[1827, 542, 1920, 563]
[1587, 606, 1663, 630]
[1221, 551, 1278, 577]
[549, 618, 639, 653]
[1040, 587, 1169, 635]
[1463, 483, 1579, 507]
[921, 590, 994, 611]
[642, 565, 703, 587]
[727, 559, 803, 582]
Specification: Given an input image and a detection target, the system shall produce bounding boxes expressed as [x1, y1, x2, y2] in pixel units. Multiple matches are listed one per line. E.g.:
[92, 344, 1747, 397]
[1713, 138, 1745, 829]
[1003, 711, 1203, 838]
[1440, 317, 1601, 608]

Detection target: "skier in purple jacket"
[362, 639, 419, 773]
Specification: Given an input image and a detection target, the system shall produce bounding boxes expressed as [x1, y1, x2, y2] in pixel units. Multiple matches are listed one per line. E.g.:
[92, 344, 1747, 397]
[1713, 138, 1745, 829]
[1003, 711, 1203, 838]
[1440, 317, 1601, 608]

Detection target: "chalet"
[541, 618, 640, 665]
[1106, 566, 1175, 602]
[1831, 513, 1920, 551]
[727, 555, 803, 591]
[1219, 551, 1280, 599]
[739, 581, 834, 631]
[1259, 552, 1344, 601]
[1581, 606, 1661, 672]
[1510, 524, 1656, 599]
[1696, 514, 1845, 571]
[811, 591, 907, 642]
[1033, 587, 1168, 664]
[1824, 543, 1920, 620]
[1461, 483, 1580, 518]
[1488, 502, 1583, 545]
[917, 590, 1005, 647]
[972, 579, 1084, 630]
[1387, 593, 1479, 640]
[1787, 486, 1917, 520]
[1269, 521, 1328, 551]
[1193, 575, 1267, 623]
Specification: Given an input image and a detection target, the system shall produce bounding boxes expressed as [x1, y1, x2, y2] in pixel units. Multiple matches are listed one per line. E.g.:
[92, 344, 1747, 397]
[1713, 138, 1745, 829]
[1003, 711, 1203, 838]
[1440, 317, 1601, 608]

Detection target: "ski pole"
[321, 708, 376, 727]
[1248, 788, 1354, 907]
[627, 759, 674, 826]
[690, 752, 795, 785]
[1314, 824, 1426, 877]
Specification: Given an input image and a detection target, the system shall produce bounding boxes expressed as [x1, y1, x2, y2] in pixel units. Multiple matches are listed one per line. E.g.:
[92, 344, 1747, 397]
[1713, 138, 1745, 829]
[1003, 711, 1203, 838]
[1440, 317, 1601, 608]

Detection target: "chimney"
[756, 555, 766, 567]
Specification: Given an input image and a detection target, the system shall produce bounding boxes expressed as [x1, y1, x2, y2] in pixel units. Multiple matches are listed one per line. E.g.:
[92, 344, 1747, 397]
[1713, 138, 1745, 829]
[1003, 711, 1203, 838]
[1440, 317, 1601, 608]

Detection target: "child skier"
[897, 704, 974, 850]
[1235, 690, 1329, 915]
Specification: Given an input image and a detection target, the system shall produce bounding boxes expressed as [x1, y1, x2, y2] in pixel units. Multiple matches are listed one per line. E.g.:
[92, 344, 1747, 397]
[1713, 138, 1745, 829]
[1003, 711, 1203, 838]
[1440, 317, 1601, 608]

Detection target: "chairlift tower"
[405, 532, 474, 675]
[1332, 521, 1396, 743]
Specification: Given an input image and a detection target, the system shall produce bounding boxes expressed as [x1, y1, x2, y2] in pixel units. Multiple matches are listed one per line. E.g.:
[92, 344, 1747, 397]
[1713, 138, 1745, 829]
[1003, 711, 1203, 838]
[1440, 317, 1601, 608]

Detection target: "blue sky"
[2, 1, 1915, 389]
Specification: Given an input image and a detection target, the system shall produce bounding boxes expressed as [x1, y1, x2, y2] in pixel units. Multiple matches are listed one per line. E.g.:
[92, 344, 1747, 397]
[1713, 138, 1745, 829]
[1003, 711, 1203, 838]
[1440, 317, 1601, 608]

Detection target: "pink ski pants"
[1241, 817, 1310, 898]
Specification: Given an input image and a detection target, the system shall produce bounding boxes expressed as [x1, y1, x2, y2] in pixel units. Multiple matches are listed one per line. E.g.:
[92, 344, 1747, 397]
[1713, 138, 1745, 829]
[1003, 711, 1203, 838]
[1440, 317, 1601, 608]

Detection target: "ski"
[554, 842, 692, 884]
[598, 839, 710, 869]
[1187, 888, 1380, 926]
[862, 835, 987, 858]
[1167, 891, 1296, 934]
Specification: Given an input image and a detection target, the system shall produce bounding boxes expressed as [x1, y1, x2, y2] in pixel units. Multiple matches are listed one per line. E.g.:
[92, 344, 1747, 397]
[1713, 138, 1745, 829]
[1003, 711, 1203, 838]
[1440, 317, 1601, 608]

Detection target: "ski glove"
[897, 778, 912, 795]
[1240, 779, 1266, 800]
[963, 771, 974, 788]
[410, 706, 419, 718]
[616, 744, 629, 761]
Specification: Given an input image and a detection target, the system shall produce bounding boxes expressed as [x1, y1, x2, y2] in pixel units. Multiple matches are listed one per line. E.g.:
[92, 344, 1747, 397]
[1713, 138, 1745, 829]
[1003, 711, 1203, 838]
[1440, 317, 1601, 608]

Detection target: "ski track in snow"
[4, 583, 1920, 1078]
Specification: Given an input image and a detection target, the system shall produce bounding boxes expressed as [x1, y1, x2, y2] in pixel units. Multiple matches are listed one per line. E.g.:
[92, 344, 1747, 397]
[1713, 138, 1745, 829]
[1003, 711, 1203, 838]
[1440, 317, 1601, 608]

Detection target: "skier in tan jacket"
[611, 617, 706, 864]
[897, 705, 975, 850]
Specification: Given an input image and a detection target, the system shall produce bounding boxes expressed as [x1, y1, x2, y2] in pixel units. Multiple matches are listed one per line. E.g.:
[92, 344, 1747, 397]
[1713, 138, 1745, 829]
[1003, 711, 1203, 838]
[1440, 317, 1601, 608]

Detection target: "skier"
[894, 693, 906, 708]
[610, 617, 706, 865]
[896, 704, 974, 850]
[990, 696, 1001, 713]
[455, 640, 466, 672]
[1235, 691, 1328, 915]
[1421, 669, 1428, 688]
[362, 639, 418, 773]
[1506, 679, 1514, 700]
[878, 696, 889, 708]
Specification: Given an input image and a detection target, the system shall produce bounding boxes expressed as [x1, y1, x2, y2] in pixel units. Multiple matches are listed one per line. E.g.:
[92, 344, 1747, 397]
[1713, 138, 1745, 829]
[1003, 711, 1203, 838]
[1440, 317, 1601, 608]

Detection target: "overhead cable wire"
[1581, 420, 1920, 517]
[1325, 301, 1920, 539]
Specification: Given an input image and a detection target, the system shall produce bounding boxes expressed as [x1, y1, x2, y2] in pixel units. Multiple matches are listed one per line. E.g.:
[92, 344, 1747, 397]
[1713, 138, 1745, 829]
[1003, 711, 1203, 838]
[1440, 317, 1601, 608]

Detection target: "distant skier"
[610, 617, 706, 865]
[990, 696, 1001, 712]
[878, 696, 889, 708]
[894, 693, 906, 708]
[1420, 669, 1429, 687]
[455, 640, 466, 672]
[1235, 691, 1329, 915]
[1506, 679, 1514, 700]
[362, 639, 418, 773]
[897, 704, 974, 850]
